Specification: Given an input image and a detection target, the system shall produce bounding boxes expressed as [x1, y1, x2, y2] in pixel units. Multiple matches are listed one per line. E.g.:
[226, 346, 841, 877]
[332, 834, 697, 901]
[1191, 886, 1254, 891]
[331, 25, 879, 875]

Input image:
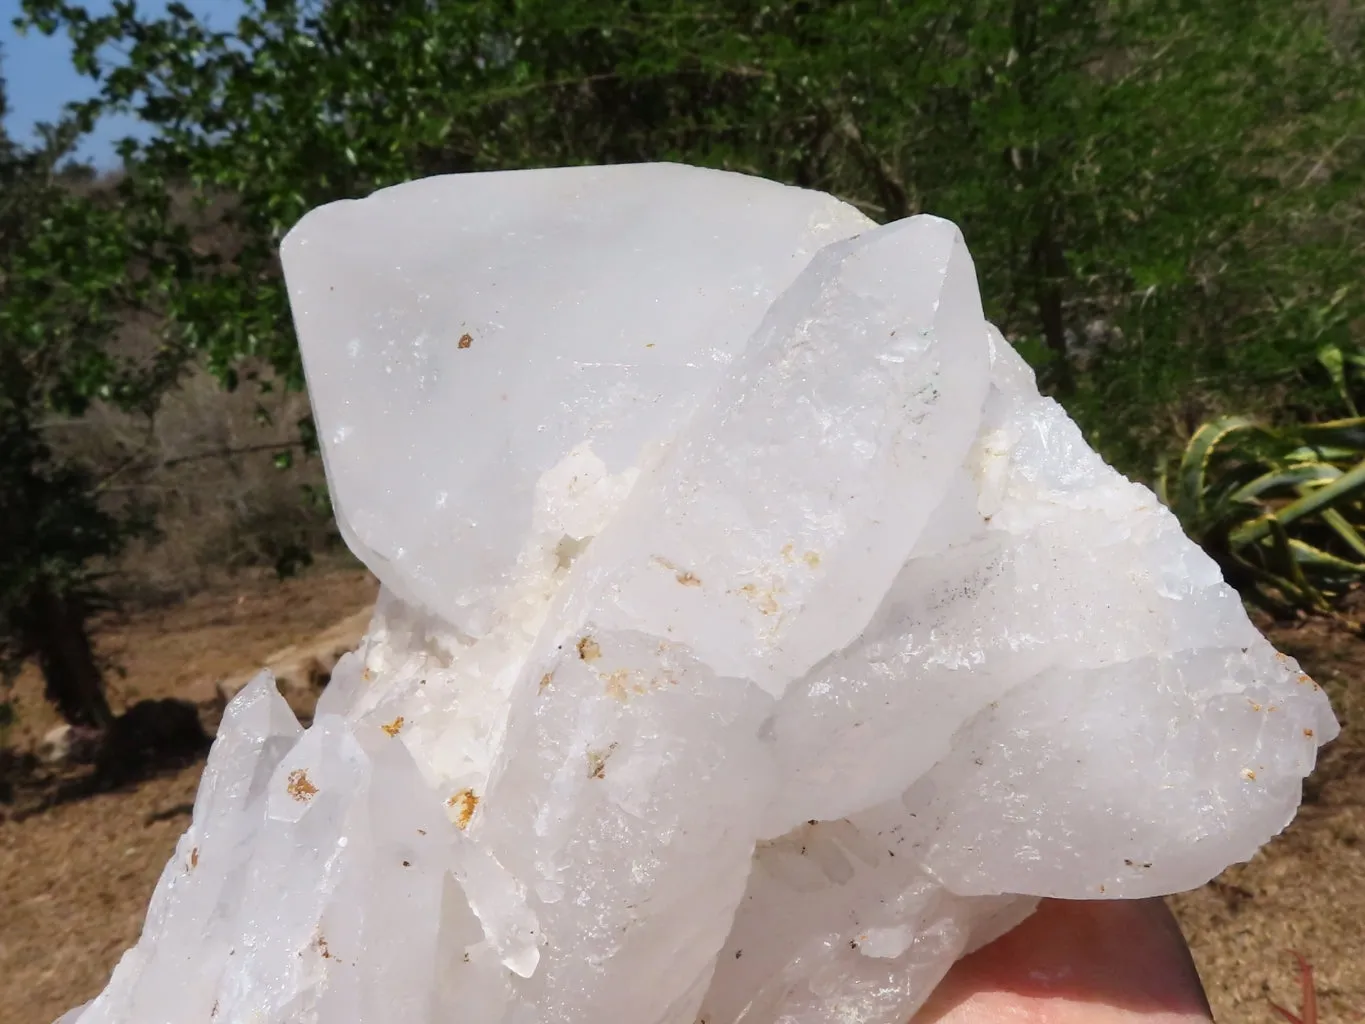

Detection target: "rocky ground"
[0, 566, 1360, 1024]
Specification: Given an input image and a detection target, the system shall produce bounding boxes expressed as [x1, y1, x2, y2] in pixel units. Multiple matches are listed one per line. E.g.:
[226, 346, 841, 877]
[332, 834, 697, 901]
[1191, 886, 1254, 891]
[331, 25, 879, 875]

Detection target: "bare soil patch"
[1, 577, 1360, 1024]
[0, 565, 377, 1024]
[1173, 616, 1365, 1024]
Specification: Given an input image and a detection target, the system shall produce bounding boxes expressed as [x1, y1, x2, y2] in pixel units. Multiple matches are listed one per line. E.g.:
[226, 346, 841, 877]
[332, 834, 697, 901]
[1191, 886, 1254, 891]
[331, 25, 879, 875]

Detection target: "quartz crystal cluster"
[61, 164, 1339, 1024]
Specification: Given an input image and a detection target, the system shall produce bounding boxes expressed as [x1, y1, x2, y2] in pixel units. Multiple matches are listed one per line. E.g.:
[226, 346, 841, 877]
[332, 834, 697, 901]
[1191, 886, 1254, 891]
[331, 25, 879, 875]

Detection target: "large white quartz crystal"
[62, 164, 1339, 1024]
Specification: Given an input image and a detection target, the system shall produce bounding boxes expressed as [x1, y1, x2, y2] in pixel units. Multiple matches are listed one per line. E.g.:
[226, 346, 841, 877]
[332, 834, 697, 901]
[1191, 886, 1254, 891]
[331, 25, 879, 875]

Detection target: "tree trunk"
[30, 583, 114, 730]
[1030, 221, 1076, 396]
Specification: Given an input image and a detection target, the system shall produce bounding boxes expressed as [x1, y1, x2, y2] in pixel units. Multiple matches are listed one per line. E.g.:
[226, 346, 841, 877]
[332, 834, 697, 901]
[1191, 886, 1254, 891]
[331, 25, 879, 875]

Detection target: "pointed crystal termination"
[60, 164, 1338, 1024]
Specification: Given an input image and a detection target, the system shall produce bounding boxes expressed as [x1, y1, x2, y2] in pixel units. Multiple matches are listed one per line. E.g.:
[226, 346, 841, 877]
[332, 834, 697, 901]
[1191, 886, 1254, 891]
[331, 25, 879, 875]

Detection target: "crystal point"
[62, 164, 1337, 1024]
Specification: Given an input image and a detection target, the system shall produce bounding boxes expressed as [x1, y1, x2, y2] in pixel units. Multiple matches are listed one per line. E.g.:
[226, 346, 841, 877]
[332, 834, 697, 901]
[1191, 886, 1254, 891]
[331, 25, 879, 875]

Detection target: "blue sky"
[1, 0, 244, 166]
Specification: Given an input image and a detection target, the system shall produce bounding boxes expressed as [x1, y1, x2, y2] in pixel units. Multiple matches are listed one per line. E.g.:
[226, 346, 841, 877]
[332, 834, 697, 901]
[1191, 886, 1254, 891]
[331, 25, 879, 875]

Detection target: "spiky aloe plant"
[1158, 414, 1365, 615]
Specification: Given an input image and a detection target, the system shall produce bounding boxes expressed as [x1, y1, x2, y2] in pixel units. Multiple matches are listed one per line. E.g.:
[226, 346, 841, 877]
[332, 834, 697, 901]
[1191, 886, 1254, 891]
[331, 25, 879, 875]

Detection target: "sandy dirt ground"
[0, 566, 1360, 1024]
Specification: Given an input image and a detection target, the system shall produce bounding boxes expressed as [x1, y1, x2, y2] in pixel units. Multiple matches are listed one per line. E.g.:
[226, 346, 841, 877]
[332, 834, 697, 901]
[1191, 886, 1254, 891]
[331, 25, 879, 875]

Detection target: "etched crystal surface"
[61, 164, 1339, 1024]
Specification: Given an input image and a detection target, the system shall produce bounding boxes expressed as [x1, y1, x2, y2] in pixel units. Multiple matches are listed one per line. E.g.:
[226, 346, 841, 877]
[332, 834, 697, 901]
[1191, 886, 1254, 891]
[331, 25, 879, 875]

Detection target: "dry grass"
[0, 570, 1361, 1024]
[0, 569, 379, 1024]
[1, 763, 208, 1024]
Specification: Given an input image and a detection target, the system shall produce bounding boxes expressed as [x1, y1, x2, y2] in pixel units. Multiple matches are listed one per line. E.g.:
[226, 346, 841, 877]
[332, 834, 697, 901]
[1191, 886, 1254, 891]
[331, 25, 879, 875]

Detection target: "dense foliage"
[20, 0, 1362, 466]
[2, 0, 1363, 725]
[1158, 406, 1365, 616]
[0, 66, 171, 727]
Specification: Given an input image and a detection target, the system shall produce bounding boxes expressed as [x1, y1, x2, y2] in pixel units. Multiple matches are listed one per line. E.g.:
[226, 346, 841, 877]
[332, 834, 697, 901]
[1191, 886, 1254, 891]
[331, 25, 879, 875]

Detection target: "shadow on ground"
[1, 698, 209, 824]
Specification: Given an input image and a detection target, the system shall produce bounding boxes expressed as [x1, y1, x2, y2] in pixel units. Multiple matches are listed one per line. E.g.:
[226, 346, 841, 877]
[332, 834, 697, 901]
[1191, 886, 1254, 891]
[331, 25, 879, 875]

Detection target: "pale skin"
[914, 898, 1213, 1024]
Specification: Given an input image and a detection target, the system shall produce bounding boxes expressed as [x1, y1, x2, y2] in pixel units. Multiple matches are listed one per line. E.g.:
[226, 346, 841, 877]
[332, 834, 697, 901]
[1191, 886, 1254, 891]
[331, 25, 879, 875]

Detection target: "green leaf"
[1317, 508, 1365, 561]
[1295, 418, 1365, 452]
[1317, 343, 1357, 415]
[1231, 456, 1365, 548]
[1288, 537, 1365, 575]
[1174, 415, 1266, 524]
[1228, 463, 1339, 505]
[1264, 516, 1327, 610]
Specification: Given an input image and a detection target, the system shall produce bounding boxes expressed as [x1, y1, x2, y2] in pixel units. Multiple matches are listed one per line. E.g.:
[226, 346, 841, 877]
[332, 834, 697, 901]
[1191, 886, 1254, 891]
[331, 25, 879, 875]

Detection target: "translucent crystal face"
[283, 164, 874, 638]
[59, 165, 1338, 1024]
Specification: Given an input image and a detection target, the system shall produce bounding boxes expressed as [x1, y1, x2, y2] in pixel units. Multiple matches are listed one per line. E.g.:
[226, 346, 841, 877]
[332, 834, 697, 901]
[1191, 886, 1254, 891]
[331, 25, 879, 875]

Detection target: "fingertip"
[915, 899, 1213, 1024]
